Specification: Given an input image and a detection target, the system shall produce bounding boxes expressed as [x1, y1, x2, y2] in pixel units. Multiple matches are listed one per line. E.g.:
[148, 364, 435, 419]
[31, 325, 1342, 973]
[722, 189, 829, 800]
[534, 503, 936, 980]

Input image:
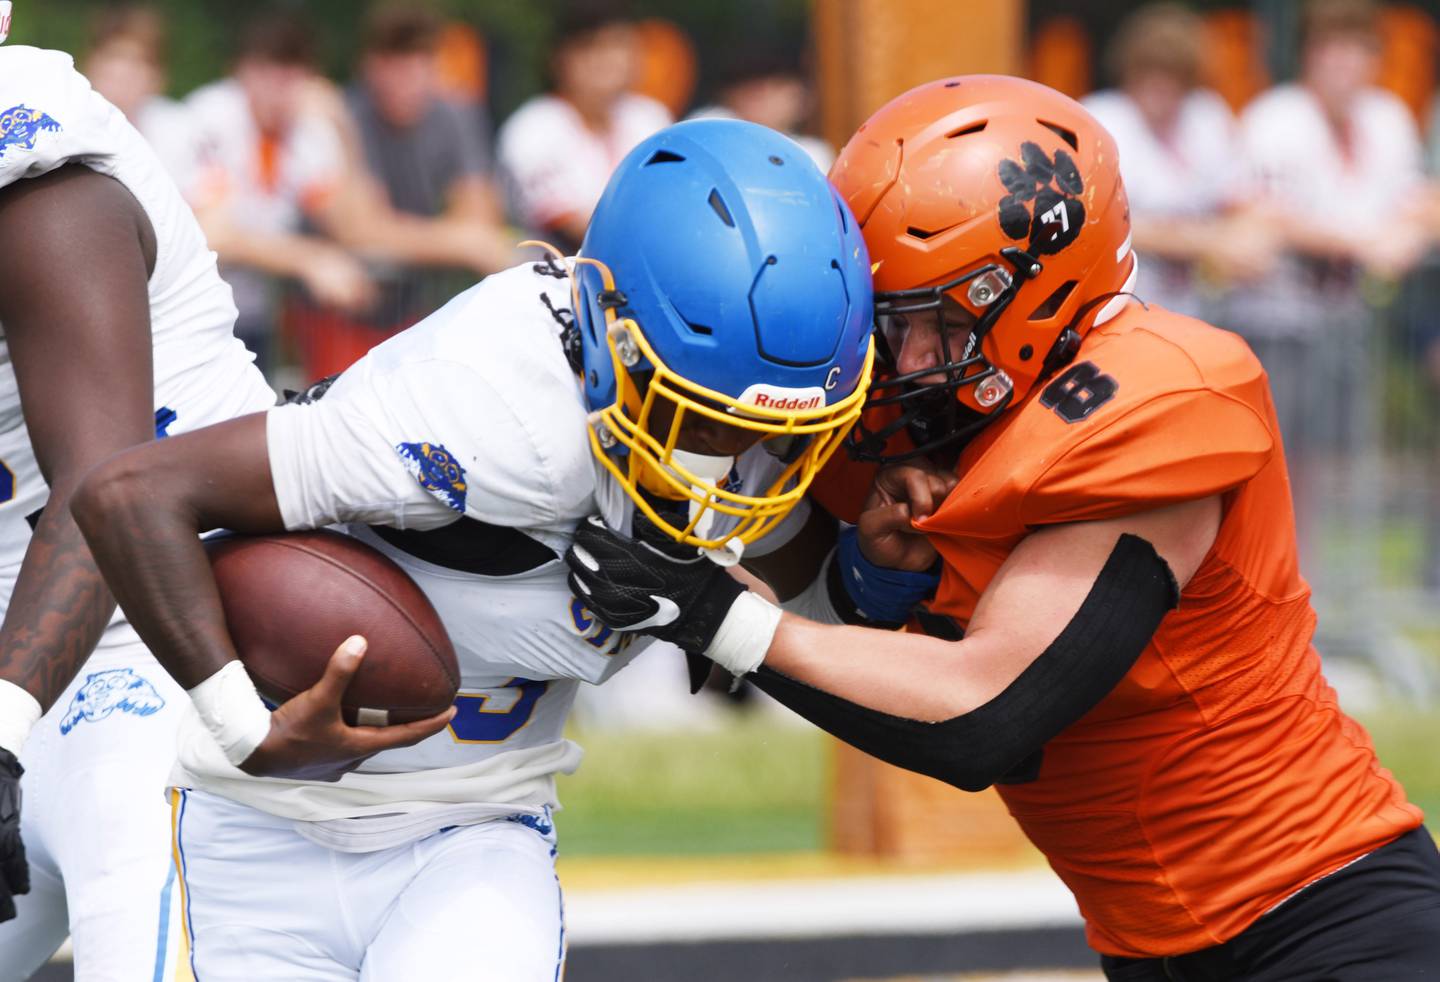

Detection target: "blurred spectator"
[350, 3, 499, 226]
[1229, 0, 1433, 617]
[498, 1, 671, 253]
[184, 12, 372, 373]
[1239, 0, 1429, 285]
[81, 5, 200, 186]
[691, 45, 832, 171]
[1082, 3, 1277, 319]
[186, 10, 514, 381]
[1232, 0, 1428, 399]
[279, 2, 516, 379]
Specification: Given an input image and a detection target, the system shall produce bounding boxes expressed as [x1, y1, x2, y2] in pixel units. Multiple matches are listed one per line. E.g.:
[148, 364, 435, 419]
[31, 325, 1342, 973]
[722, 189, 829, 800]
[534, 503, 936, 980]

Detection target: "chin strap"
[1041, 289, 1147, 379]
[537, 291, 584, 377]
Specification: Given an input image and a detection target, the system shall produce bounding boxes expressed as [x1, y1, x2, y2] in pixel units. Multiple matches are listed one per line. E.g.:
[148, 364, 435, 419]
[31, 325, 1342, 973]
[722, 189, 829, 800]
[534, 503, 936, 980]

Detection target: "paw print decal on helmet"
[996, 141, 1085, 255]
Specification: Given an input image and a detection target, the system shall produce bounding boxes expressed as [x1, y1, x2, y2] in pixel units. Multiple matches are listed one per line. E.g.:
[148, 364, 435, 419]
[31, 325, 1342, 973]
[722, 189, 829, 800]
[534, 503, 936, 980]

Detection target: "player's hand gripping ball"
[204, 530, 460, 725]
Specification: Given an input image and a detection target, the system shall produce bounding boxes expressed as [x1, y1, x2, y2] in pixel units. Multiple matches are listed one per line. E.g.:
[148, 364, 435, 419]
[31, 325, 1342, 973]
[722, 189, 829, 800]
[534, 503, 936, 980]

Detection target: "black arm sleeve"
[749, 533, 1180, 792]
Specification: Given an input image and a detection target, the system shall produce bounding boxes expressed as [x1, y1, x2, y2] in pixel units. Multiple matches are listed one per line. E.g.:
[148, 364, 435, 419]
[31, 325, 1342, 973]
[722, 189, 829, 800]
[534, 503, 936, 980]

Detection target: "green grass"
[1356, 707, 1440, 834]
[553, 701, 1440, 860]
[554, 718, 828, 856]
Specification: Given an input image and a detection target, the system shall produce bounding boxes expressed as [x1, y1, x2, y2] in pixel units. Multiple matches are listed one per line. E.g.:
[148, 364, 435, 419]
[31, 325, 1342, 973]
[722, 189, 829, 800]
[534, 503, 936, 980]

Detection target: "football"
[203, 529, 460, 726]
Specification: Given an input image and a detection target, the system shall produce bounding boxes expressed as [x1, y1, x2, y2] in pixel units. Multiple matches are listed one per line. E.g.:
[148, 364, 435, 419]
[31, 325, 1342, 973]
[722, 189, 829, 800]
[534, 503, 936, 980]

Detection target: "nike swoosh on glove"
[0, 748, 28, 922]
[565, 515, 746, 655]
[628, 509, 722, 693]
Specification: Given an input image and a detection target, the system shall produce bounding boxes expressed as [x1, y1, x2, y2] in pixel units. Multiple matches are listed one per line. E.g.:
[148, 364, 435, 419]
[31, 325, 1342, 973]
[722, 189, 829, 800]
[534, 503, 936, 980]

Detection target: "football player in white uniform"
[71, 118, 875, 979]
[0, 14, 281, 982]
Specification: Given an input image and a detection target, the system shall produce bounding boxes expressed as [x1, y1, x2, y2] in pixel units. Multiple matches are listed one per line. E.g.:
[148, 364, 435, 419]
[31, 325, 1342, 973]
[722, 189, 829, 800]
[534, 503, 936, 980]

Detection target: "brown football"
[203, 530, 459, 726]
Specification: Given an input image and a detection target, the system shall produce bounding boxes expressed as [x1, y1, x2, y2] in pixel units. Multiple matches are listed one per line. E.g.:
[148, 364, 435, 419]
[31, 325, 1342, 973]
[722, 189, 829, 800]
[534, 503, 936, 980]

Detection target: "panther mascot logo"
[0, 105, 62, 159]
[996, 140, 1085, 256]
[396, 441, 468, 513]
[60, 668, 166, 735]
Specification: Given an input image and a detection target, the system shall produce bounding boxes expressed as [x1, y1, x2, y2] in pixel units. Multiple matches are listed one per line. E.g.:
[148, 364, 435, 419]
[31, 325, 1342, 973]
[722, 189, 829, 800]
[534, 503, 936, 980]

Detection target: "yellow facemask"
[530, 243, 875, 550]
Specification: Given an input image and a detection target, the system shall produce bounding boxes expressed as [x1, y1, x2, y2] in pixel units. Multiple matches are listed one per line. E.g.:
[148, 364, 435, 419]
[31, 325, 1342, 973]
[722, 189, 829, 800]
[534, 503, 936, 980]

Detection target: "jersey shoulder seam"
[1019, 380, 1272, 526]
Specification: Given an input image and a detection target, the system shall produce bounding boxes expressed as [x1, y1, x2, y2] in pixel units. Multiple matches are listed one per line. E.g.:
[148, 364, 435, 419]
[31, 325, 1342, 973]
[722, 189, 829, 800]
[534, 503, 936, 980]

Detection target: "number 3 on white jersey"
[448, 678, 549, 743]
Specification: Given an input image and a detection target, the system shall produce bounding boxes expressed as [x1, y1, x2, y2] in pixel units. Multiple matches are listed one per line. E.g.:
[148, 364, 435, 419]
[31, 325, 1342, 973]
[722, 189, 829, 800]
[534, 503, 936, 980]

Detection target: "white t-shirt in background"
[497, 93, 671, 234]
[1084, 88, 1240, 220]
[184, 78, 347, 324]
[1238, 83, 1422, 237]
[1082, 87, 1241, 316]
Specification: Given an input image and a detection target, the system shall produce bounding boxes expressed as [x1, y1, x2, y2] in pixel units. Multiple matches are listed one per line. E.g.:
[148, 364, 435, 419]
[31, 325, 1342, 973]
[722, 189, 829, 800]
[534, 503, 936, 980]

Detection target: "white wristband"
[703, 591, 783, 677]
[187, 661, 272, 767]
[0, 679, 42, 756]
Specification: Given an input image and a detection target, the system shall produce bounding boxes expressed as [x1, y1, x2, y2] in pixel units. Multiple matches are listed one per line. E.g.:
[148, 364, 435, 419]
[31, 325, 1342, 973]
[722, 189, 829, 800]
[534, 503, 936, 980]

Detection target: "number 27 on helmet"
[831, 75, 1137, 463]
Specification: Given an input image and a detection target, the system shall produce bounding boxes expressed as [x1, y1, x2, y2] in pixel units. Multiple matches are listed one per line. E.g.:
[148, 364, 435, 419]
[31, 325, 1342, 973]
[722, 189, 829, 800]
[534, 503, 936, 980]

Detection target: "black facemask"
[846, 247, 1041, 465]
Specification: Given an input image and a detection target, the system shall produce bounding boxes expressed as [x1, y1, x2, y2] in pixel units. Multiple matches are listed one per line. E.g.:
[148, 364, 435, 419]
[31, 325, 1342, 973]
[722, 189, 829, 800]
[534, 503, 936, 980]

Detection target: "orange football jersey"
[912, 302, 1422, 958]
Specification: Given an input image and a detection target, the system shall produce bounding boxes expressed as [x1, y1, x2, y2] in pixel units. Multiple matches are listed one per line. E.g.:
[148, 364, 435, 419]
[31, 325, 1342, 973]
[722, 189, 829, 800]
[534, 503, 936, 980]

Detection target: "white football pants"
[171, 789, 566, 981]
[0, 637, 188, 981]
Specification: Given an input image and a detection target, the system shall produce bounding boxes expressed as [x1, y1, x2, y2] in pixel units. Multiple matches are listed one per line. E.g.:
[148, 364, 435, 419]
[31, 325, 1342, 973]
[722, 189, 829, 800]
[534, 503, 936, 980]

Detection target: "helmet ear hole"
[1028, 280, 1078, 321]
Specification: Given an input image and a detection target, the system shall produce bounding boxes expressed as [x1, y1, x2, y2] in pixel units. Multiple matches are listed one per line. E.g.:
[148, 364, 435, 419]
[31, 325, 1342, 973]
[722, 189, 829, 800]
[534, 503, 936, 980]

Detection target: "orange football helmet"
[831, 75, 1136, 461]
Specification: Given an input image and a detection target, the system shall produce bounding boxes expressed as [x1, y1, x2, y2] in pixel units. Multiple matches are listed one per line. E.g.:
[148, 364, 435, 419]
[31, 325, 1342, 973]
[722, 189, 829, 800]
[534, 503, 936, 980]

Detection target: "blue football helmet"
[567, 118, 874, 548]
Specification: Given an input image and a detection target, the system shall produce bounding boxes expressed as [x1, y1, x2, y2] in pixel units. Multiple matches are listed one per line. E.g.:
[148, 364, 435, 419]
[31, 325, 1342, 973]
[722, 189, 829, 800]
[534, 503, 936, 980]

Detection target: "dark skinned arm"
[0, 165, 158, 923]
[71, 414, 454, 779]
[742, 504, 836, 601]
[0, 165, 157, 712]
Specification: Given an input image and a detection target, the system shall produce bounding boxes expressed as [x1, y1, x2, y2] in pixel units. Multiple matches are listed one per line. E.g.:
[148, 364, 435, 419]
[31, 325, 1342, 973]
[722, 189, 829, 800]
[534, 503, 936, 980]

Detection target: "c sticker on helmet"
[996, 141, 1085, 256]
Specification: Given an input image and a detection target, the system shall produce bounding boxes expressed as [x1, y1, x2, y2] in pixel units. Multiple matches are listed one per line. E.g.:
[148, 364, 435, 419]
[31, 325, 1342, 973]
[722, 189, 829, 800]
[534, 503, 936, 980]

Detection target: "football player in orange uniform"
[565, 77, 1440, 979]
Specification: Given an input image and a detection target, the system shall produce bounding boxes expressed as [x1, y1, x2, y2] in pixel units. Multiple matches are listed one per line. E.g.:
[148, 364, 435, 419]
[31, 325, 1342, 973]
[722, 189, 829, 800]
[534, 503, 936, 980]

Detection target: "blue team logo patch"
[396, 441, 467, 513]
[59, 668, 166, 735]
[0, 105, 61, 159]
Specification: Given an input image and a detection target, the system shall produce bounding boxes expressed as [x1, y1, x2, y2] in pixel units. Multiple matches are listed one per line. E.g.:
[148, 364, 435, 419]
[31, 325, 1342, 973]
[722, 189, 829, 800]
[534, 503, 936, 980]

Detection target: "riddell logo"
[752, 392, 823, 410]
[737, 383, 826, 412]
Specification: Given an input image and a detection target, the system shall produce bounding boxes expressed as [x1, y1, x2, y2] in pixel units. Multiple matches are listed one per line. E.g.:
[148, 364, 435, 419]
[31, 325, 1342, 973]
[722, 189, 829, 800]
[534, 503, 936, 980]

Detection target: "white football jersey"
[0, 49, 274, 606]
[173, 261, 806, 849]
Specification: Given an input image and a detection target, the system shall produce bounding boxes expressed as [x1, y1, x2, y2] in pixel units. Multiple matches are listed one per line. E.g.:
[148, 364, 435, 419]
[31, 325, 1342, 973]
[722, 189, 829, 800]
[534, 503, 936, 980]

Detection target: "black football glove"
[629, 510, 722, 694]
[565, 515, 745, 657]
[0, 748, 28, 922]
